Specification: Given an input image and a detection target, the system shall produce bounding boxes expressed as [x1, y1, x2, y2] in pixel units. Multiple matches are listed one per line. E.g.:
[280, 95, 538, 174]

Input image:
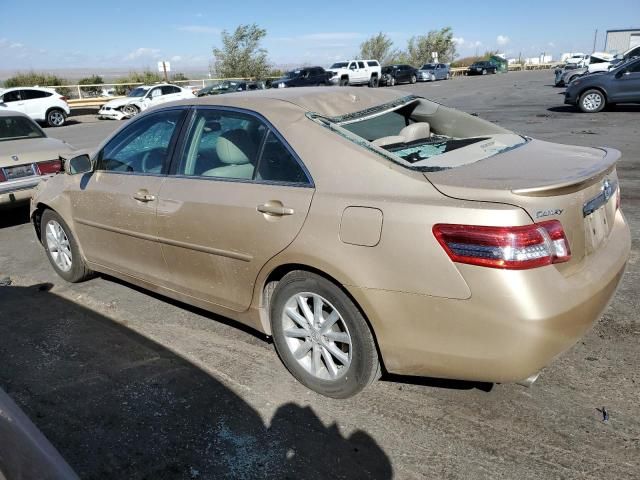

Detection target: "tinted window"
[161, 85, 180, 95]
[177, 109, 266, 180]
[22, 89, 52, 100]
[256, 131, 309, 184]
[2, 90, 22, 102]
[97, 110, 184, 174]
[629, 61, 640, 73]
[0, 116, 45, 141]
[367, 61, 378, 67]
[358, 61, 365, 69]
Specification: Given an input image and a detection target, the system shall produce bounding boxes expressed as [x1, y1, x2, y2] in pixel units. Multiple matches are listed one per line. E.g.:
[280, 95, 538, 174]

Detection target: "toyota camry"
[31, 88, 630, 398]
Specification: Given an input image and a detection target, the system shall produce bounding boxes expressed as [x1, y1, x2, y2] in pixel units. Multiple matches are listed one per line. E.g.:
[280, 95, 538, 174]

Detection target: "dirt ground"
[0, 70, 638, 479]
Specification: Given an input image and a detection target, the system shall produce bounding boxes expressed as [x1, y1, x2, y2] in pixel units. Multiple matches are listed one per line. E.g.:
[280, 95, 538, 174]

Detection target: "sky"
[1, 0, 639, 74]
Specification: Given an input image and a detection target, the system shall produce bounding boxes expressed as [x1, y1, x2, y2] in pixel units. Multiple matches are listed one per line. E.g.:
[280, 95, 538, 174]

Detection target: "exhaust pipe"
[516, 372, 540, 387]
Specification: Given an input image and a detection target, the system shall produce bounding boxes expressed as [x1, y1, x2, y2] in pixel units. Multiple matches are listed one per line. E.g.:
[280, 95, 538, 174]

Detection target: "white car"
[326, 60, 381, 87]
[565, 53, 589, 68]
[98, 84, 194, 120]
[0, 87, 70, 127]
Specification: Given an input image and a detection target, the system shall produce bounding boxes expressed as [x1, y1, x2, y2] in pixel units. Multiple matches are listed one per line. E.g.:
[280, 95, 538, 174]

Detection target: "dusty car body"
[554, 65, 588, 87]
[418, 63, 450, 81]
[0, 111, 73, 207]
[31, 88, 630, 398]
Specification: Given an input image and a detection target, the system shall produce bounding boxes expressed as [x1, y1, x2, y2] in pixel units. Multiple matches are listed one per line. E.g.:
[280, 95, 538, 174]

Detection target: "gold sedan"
[31, 88, 630, 398]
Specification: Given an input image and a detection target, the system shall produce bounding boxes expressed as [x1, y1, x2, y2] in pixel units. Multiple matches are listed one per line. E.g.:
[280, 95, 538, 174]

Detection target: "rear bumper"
[348, 211, 630, 383]
[0, 177, 44, 206]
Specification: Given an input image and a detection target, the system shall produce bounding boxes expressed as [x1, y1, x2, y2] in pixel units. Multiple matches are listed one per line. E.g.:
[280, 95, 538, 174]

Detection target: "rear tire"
[410, 74, 417, 84]
[368, 76, 379, 88]
[41, 209, 92, 283]
[339, 77, 349, 87]
[46, 108, 66, 127]
[579, 89, 606, 113]
[482, 69, 487, 75]
[271, 271, 380, 398]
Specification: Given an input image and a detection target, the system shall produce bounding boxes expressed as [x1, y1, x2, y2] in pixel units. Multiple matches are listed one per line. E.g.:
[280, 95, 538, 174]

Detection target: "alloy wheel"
[281, 292, 352, 381]
[48, 110, 65, 126]
[45, 220, 73, 272]
[582, 93, 603, 111]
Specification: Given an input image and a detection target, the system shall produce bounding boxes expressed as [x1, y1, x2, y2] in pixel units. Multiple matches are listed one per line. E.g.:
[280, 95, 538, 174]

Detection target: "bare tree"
[359, 33, 400, 65]
[212, 24, 269, 79]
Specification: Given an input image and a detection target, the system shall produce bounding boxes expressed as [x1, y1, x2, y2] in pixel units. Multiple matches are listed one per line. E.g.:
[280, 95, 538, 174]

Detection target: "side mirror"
[65, 154, 93, 175]
[614, 70, 626, 79]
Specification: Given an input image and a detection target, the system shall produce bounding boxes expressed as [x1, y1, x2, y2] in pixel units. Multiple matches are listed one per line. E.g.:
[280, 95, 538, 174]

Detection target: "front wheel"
[579, 89, 606, 113]
[482, 69, 487, 75]
[389, 77, 395, 87]
[46, 108, 66, 127]
[121, 104, 140, 117]
[339, 77, 349, 87]
[41, 210, 92, 283]
[410, 74, 417, 84]
[271, 271, 380, 398]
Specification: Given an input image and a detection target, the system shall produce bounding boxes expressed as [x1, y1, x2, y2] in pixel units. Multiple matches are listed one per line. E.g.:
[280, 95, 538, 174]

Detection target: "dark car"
[380, 64, 418, 86]
[565, 57, 640, 112]
[271, 67, 331, 88]
[467, 61, 498, 76]
[196, 81, 264, 97]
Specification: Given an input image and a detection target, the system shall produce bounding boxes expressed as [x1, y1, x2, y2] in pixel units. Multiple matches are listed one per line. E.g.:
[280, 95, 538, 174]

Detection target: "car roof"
[1, 86, 58, 93]
[170, 86, 409, 118]
[0, 109, 33, 118]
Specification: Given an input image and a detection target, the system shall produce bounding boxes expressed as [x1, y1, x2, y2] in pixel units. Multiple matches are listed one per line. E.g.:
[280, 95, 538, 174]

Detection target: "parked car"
[380, 65, 418, 86]
[197, 81, 265, 97]
[98, 84, 194, 120]
[555, 65, 588, 87]
[564, 53, 589, 68]
[32, 88, 630, 398]
[272, 67, 331, 88]
[0, 111, 73, 207]
[326, 60, 381, 87]
[467, 61, 498, 75]
[418, 63, 451, 81]
[565, 57, 640, 112]
[0, 87, 70, 127]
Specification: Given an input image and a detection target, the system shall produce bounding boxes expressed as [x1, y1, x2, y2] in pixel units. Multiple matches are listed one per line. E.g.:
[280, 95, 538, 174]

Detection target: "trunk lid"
[426, 139, 620, 274]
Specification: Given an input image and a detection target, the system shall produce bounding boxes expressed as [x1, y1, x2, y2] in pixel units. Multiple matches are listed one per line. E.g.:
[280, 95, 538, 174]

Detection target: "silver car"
[418, 63, 450, 81]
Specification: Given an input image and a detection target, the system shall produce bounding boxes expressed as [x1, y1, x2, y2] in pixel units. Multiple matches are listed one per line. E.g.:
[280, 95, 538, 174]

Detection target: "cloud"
[548, 42, 555, 47]
[170, 55, 182, 62]
[497, 35, 510, 46]
[453, 36, 465, 45]
[453, 37, 482, 49]
[176, 25, 219, 34]
[124, 47, 161, 61]
[9, 42, 24, 49]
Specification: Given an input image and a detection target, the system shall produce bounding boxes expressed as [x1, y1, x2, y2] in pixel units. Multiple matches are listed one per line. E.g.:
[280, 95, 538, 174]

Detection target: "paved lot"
[1, 70, 639, 479]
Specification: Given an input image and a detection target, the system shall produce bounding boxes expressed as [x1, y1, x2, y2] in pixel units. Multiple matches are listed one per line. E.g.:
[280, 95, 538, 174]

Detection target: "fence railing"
[54, 65, 560, 109]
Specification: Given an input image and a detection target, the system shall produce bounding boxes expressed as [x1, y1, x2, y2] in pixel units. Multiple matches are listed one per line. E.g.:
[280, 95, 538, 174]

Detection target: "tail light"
[60, 96, 68, 104]
[433, 220, 571, 270]
[0, 169, 6, 183]
[36, 160, 62, 175]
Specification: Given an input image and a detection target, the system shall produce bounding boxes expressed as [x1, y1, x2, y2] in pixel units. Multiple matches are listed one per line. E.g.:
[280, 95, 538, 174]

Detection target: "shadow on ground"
[0, 204, 30, 229]
[0, 284, 392, 480]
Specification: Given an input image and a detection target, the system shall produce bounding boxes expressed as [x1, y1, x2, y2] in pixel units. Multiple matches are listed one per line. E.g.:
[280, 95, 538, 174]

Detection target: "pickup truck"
[326, 60, 381, 87]
[271, 67, 332, 88]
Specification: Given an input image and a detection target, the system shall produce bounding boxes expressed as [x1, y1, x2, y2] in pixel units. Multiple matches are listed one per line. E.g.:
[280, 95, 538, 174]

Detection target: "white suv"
[327, 60, 382, 87]
[0, 87, 70, 127]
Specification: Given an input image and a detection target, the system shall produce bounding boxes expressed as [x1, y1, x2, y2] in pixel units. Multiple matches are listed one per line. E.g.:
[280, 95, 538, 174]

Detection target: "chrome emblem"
[11, 155, 19, 162]
[583, 178, 618, 217]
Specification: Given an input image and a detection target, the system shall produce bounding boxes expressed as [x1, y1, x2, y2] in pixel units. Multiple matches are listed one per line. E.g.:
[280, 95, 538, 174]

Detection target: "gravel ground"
[0, 70, 638, 479]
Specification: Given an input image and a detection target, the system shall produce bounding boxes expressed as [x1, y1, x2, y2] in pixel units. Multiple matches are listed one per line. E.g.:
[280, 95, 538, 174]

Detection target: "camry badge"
[11, 155, 19, 162]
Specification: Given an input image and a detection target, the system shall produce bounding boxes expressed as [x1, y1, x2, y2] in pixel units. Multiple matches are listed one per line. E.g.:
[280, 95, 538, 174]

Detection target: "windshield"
[286, 70, 301, 78]
[330, 62, 348, 69]
[382, 66, 393, 73]
[0, 116, 45, 141]
[128, 87, 150, 97]
[421, 64, 436, 69]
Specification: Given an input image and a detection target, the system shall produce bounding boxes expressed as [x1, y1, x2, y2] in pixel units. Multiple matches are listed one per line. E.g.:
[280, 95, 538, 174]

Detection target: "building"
[605, 28, 640, 54]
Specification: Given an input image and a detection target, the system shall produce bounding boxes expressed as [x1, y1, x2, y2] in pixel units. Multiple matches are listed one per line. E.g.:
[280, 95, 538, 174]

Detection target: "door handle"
[133, 190, 156, 202]
[257, 203, 294, 216]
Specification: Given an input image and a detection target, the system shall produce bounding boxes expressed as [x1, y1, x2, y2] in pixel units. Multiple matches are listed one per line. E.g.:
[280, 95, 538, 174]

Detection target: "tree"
[405, 27, 457, 66]
[212, 24, 269, 79]
[78, 75, 104, 96]
[3, 71, 70, 96]
[359, 33, 399, 65]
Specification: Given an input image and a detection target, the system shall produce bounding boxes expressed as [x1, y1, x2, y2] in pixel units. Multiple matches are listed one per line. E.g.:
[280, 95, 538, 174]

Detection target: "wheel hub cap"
[45, 220, 73, 272]
[281, 292, 352, 381]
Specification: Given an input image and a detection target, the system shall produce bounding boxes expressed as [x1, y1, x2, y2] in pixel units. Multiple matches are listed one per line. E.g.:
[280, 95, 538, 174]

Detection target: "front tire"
[339, 77, 349, 87]
[482, 69, 487, 75]
[46, 108, 66, 127]
[41, 209, 92, 283]
[271, 271, 380, 398]
[121, 104, 140, 117]
[579, 89, 606, 113]
[410, 74, 417, 84]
